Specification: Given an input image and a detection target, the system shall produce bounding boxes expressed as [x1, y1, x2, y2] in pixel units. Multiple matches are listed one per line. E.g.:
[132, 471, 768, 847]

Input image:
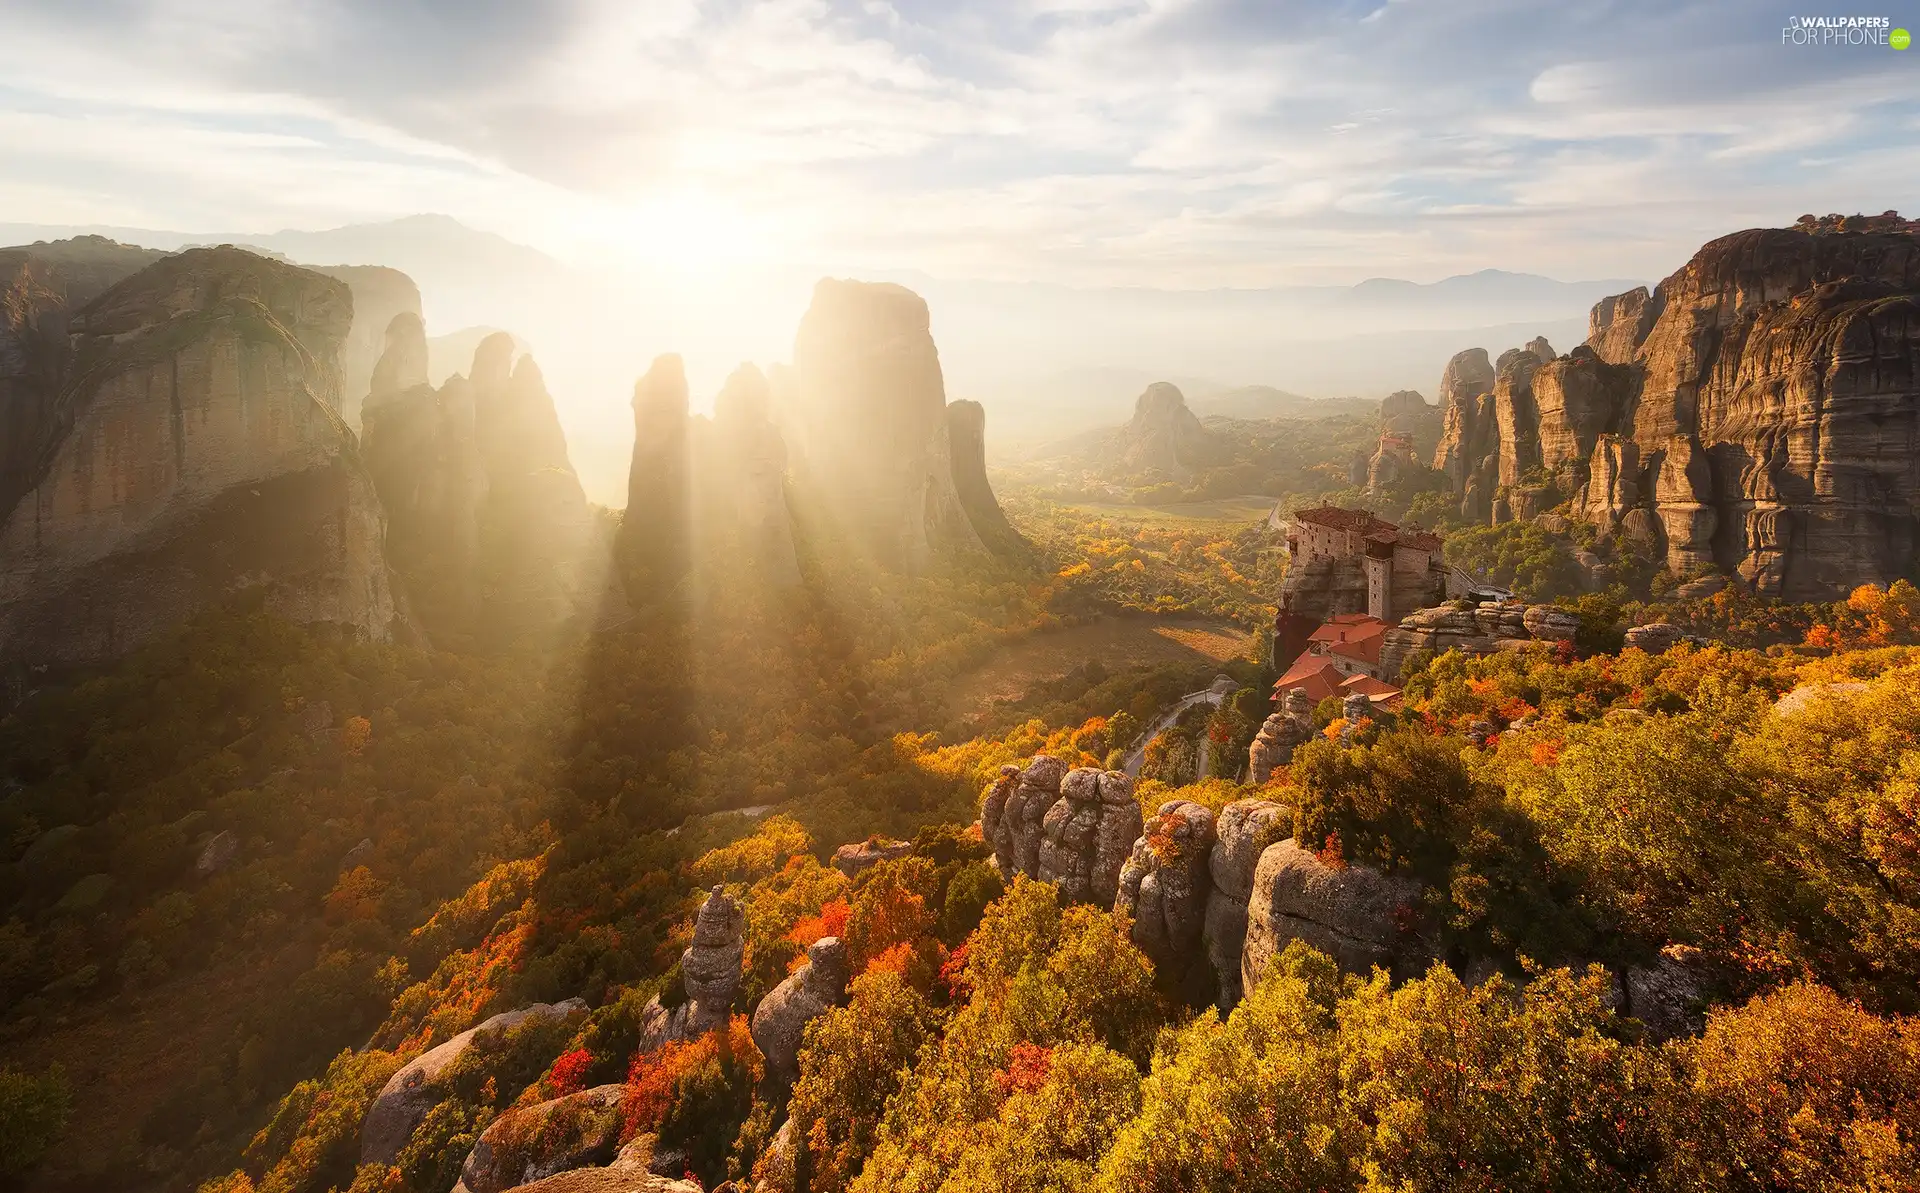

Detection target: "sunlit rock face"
[709, 362, 801, 585]
[1122, 382, 1214, 478]
[0, 245, 399, 668]
[360, 314, 487, 636]
[364, 326, 596, 642]
[1, 235, 164, 524]
[945, 399, 1025, 558]
[1429, 222, 1920, 598]
[619, 353, 694, 603]
[790, 279, 981, 568]
[316, 263, 422, 429]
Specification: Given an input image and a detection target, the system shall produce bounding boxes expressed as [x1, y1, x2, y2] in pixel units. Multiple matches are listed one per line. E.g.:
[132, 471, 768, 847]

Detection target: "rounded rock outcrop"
[1114, 800, 1216, 984]
[749, 936, 850, 1090]
[361, 998, 588, 1165]
[1241, 840, 1432, 991]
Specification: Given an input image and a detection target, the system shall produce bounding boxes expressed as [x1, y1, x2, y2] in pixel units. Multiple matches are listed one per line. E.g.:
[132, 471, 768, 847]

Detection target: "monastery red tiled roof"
[1292, 505, 1442, 553]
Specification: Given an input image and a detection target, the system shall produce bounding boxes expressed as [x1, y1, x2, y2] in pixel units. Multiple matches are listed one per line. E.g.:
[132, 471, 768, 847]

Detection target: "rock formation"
[315, 263, 421, 428]
[618, 355, 695, 603]
[750, 936, 850, 1089]
[1122, 382, 1218, 479]
[469, 335, 595, 631]
[1115, 800, 1215, 987]
[945, 399, 1027, 557]
[362, 998, 588, 1165]
[1242, 840, 1432, 989]
[1204, 799, 1289, 1008]
[361, 325, 594, 642]
[638, 888, 744, 1053]
[1378, 389, 1444, 462]
[1377, 601, 1579, 678]
[1431, 219, 1920, 597]
[1, 245, 400, 670]
[789, 279, 983, 568]
[1, 236, 163, 516]
[831, 838, 911, 877]
[1623, 622, 1690, 654]
[455, 1084, 625, 1193]
[1035, 767, 1143, 907]
[1247, 688, 1316, 784]
[708, 363, 800, 585]
[983, 757, 1142, 908]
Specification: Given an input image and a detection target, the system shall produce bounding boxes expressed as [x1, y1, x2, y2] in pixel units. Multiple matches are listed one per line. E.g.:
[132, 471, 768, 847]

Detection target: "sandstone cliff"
[619, 354, 694, 603]
[316, 264, 422, 428]
[1122, 382, 1217, 478]
[945, 399, 1026, 557]
[0, 245, 398, 667]
[790, 279, 983, 567]
[362, 325, 596, 641]
[1430, 218, 1920, 597]
[1, 236, 165, 524]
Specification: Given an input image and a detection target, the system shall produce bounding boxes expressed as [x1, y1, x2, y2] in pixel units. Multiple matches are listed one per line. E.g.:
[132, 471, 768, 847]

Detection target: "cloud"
[0, 0, 1916, 284]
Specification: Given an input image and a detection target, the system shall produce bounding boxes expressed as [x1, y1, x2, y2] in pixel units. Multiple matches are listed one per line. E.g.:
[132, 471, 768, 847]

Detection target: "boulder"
[1623, 950, 1708, 1041]
[454, 1083, 625, 1193]
[749, 936, 849, 1089]
[362, 998, 588, 1165]
[1247, 704, 1310, 785]
[831, 838, 912, 878]
[1623, 622, 1687, 654]
[1242, 840, 1431, 991]
[1115, 801, 1216, 979]
[1034, 768, 1144, 907]
[195, 830, 239, 877]
[1203, 799, 1290, 1008]
[1521, 604, 1578, 642]
[1772, 680, 1871, 718]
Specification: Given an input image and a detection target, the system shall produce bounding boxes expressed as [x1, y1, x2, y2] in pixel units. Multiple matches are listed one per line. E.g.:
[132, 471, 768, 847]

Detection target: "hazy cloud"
[1, 0, 1916, 283]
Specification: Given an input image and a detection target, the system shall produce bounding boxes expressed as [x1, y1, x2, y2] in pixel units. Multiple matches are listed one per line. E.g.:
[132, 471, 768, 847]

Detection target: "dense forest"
[5, 473, 1920, 1191]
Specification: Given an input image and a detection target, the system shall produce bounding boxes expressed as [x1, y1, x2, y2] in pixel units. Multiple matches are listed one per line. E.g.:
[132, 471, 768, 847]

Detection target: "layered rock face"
[1247, 688, 1316, 785]
[982, 757, 1142, 907]
[1115, 800, 1216, 988]
[1, 236, 164, 518]
[1204, 799, 1289, 1008]
[315, 263, 421, 428]
[945, 398, 1026, 557]
[361, 326, 594, 641]
[1241, 840, 1433, 989]
[1122, 382, 1217, 478]
[1378, 600, 1577, 678]
[0, 246, 399, 668]
[790, 279, 983, 568]
[1432, 221, 1920, 597]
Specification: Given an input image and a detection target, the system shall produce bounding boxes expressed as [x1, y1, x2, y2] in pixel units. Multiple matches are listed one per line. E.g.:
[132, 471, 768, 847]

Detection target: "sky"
[4, 0, 1918, 289]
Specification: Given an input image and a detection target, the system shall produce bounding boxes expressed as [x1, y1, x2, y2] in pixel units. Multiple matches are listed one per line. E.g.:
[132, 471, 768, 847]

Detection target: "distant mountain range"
[1, 215, 1641, 499]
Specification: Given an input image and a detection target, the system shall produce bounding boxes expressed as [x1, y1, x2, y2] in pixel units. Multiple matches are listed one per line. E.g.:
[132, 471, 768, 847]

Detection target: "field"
[1062, 494, 1278, 529]
[944, 616, 1257, 717]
